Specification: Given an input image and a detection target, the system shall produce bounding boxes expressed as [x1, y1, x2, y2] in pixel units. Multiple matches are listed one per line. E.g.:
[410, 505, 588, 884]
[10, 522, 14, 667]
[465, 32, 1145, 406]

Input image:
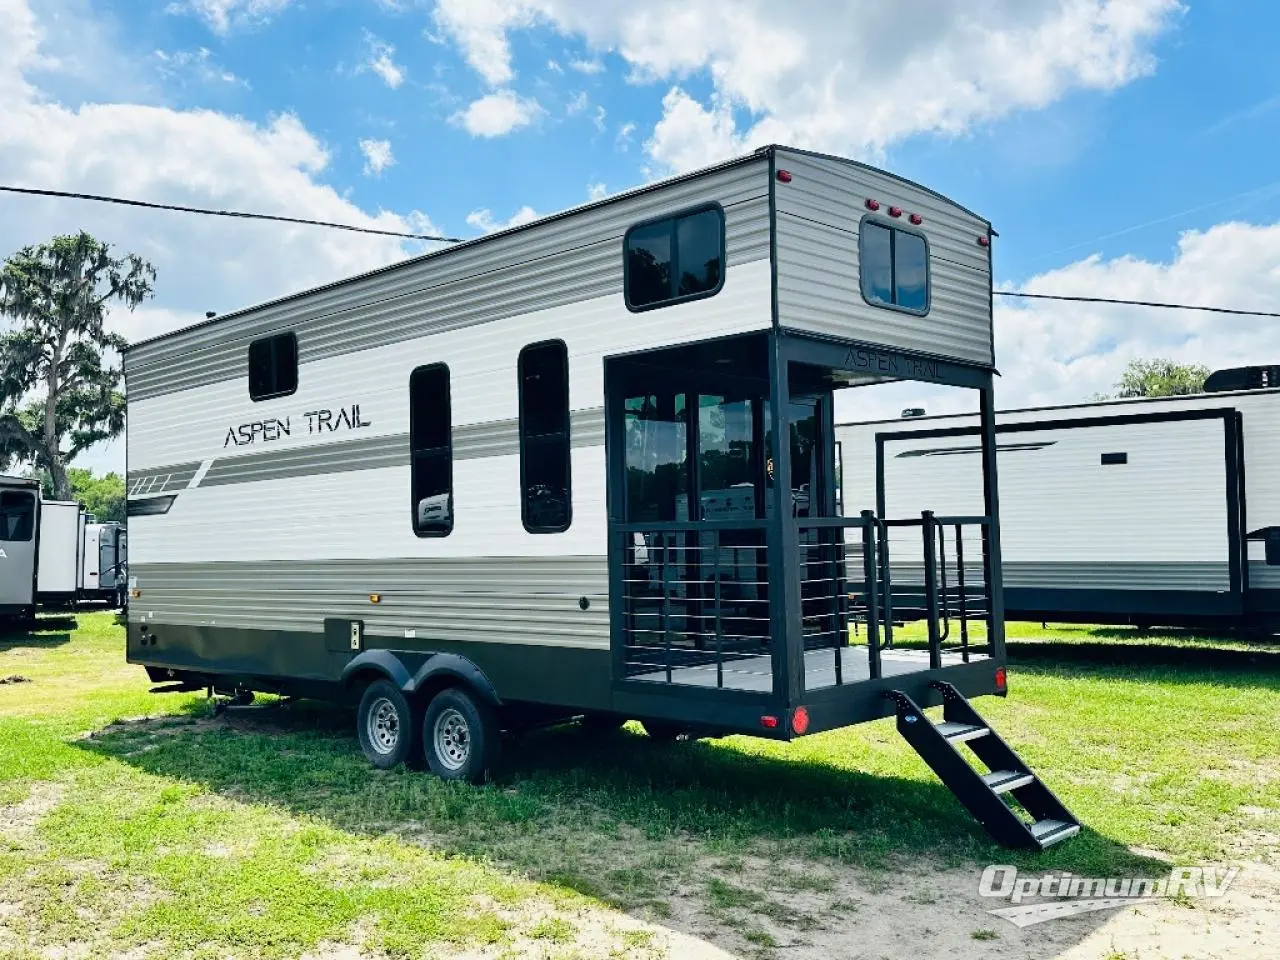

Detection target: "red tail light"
[791, 706, 810, 735]
[760, 715, 779, 729]
[995, 667, 1007, 691]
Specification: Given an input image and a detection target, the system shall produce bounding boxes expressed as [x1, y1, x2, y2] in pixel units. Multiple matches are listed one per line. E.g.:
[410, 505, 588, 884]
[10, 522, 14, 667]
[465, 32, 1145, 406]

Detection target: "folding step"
[885, 681, 1081, 850]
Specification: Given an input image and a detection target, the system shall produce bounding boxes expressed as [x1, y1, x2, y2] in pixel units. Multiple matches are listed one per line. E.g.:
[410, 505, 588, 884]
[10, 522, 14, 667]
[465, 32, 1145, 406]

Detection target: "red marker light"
[865, 198, 880, 211]
[909, 213, 924, 225]
[995, 667, 1007, 690]
[791, 706, 810, 735]
[776, 169, 793, 183]
[888, 206, 903, 218]
[760, 715, 779, 729]
[977, 235, 991, 247]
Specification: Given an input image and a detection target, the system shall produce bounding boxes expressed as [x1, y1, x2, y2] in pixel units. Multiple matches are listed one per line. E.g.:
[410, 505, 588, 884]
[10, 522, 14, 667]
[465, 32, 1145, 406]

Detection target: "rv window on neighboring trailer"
[518, 341, 572, 533]
[0, 491, 34, 541]
[410, 363, 453, 537]
[624, 206, 725, 311]
[248, 332, 298, 401]
[860, 219, 929, 315]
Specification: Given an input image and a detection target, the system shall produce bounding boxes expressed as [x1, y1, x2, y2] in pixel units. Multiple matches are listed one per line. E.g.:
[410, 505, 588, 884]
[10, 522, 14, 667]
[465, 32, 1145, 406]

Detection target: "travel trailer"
[0, 476, 39, 625]
[124, 146, 1078, 848]
[82, 522, 127, 605]
[836, 365, 1280, 633]
[36, 500, 85, 608]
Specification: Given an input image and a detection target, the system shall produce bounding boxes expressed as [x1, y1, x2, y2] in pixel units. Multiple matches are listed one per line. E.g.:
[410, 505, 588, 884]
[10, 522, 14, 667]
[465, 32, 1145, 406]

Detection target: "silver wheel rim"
[367, 697, 400, 755]
[433, 707, 471, 771]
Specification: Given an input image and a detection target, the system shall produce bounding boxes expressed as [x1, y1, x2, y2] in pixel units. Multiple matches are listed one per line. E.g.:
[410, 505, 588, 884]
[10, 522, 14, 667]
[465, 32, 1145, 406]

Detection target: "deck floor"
[632, 646, 985, 692]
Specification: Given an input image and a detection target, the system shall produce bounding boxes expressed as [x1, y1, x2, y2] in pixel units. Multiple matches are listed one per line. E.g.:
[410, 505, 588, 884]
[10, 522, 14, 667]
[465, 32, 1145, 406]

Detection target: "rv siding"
[125, 159, 771, 403]
[771, 149, 993, 366]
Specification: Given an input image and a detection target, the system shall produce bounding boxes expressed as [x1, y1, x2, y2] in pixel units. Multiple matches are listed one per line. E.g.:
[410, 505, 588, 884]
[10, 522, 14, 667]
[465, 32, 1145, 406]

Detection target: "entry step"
[1030, 819, 1081, 847]
[982, 769, 1035, 794]
[936, 721, 989, 743]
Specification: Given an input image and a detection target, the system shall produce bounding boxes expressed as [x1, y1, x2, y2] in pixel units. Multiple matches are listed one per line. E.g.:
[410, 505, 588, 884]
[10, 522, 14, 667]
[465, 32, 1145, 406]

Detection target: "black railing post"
[661, 535, 673, 683]
[860, 510, 882, 680]
[877, 518, 894, 649]
[713, 530, 724, 689]
[830, 528, 843, 685]
[979, 383, 1008, 665]
[922, 511, 942, 670]
[955, 523, 970, 662]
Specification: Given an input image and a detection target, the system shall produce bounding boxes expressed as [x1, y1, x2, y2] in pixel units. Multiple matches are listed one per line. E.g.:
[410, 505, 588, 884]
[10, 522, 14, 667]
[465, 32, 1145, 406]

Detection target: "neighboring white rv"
[0, 476, 39, 625]
[36, 500, 85, 607]
[121, 146, 1082, 849]
[836, 365, 1280, 632]
[81, 521, 127, 605]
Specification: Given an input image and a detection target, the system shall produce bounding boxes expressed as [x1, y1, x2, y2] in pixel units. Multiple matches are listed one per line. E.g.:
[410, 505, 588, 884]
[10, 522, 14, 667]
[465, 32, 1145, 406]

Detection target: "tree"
[1110, 358, 1209, 399]
[34, 468, 126, 522]
[0, 232, 154, 499]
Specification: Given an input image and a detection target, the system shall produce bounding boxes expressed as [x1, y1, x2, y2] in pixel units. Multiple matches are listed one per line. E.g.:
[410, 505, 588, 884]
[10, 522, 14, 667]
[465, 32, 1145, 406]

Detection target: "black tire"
[422, 687, 500, 784]
[356, 679, 419, 770]
[641, 719, 688, 742]
[579, 713, 627, 734]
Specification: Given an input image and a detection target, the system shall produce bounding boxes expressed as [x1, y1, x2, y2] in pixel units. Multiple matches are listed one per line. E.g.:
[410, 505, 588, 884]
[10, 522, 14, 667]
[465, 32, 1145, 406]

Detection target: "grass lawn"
[1, 612, 1278, 958]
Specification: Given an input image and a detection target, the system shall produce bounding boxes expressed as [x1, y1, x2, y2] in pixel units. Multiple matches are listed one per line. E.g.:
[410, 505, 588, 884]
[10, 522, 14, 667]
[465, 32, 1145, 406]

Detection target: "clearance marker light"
[776, 169, 793, 183]
[865, 198, 880, 211]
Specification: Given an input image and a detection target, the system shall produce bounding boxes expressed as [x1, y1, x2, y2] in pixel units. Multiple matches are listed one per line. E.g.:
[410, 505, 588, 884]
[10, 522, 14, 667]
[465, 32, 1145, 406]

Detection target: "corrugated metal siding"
[125, 160, 771, 402]
[772, 149, 993, 366]
[131, 556, 609, 647]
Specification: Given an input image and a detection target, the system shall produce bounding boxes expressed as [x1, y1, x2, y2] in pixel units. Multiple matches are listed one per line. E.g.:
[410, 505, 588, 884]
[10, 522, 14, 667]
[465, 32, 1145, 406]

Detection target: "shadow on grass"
[0, 630, 70, 652]
[77, 699, 1156, 911]
[1007, 639, 1280, 673]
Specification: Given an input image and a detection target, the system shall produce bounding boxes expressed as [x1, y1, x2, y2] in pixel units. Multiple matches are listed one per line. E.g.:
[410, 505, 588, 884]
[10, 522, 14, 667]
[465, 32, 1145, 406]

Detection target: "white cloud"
[465, 205, 539, 234]
[614, 120, 635, 151]
[567, 56, 604, 75]
[154, 47, 249, 88]
[587, 182, 607, 201]
[835, 221, 1280, 423]
[565, 90, 588, 116]
[358, 138, 395, 175]
[592, 104, 606, 133]
[451, 89, 543, 137]
[431, 0, 1183, 171]
[546, 58, 563, 74]
[2, 0, 442, 474]
[364, 34, 405, 89]
[166, 0, 293, 34]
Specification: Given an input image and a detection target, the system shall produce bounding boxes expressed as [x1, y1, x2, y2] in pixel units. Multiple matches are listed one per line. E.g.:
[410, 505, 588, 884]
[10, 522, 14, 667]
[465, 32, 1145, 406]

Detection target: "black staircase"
[887, 680, 1080, 849]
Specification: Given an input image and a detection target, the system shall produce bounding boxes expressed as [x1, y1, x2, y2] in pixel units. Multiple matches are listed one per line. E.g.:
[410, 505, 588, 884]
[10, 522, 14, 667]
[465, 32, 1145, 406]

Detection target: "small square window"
[859, 219, 930, 316]
[624, 206, 725, 312]
[248, 332, 298, 401]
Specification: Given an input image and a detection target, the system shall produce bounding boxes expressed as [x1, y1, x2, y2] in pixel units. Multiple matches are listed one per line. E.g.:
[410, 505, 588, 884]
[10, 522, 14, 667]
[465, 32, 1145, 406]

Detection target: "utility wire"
[0, 185, 463, 243]
[994, 291, 1280, 319]
[6, 182, 1280, 318]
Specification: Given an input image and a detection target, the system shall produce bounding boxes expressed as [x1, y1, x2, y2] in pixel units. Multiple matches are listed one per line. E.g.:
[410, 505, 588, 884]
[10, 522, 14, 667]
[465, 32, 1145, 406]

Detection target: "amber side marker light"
[369, 593, 382, 604]
[129, 589, 141, 599]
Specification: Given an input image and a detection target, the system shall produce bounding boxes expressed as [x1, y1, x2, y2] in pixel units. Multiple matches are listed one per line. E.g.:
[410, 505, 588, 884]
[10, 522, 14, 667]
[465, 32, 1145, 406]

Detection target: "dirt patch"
[0, 782, 64, 841]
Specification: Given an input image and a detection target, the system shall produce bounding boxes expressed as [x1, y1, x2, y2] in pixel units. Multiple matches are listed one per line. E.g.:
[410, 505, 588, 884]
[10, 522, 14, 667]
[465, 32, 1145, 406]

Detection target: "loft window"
[860, 219, 930, 315]
[0, 491, 34, 541]
[624, 205, 725, 311]
[518, 341, 572, 533]
[248, 332, 298, 401]
[409, 363, 453, 537]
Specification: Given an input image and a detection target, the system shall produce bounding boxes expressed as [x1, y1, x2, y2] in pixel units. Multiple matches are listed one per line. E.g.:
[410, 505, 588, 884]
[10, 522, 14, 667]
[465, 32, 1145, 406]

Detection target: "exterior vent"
[901, 407, 927, 418]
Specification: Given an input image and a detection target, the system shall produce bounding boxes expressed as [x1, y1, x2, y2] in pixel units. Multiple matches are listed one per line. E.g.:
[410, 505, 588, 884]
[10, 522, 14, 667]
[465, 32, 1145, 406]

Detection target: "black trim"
[767, 146, 780, 331]
[622, 202, 726, 313]
[1006, 587, 1242, 621]
[1100, 451, 1127, 465]
[857, 214, 931, 317]
[127, 495, 176, 517]
[408, 362, 453, 538]
[247, 331, 298, 402]
[517, 340, 572, 534]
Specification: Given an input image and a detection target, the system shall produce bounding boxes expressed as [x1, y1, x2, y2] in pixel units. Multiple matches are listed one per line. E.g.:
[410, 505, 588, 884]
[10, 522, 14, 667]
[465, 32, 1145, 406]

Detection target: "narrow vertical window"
[0, 491, 35, 541]
[410, 364, 453, 537]
[248, 332, 298, 401]
[519, 341, 571, 532]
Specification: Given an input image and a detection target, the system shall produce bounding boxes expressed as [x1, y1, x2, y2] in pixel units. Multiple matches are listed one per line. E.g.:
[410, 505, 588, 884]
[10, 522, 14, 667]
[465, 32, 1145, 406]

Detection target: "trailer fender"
[341, 650, 413, 691]
[406, 653, 502, 708]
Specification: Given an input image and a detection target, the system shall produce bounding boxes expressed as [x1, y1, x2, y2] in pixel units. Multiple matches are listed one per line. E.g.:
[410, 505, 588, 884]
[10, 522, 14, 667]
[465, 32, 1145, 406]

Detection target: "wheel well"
[414, 672, 469, 707]
[345, 667, 393, 699]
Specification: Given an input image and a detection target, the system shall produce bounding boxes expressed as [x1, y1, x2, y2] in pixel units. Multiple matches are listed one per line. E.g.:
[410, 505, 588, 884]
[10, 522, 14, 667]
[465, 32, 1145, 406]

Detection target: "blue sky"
[3, 0, 1280, 471]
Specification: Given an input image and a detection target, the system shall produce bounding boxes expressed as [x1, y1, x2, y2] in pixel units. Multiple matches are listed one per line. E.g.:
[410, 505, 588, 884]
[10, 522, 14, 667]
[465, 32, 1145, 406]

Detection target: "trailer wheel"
[641, 720, 689, 742]
[423, 687, 500, 784]
[356, 679, 419, 770]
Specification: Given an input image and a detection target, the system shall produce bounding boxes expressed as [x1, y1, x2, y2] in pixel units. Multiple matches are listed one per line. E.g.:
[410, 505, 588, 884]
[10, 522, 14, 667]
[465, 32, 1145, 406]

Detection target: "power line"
[0, 185, 462, 243]
[994, 290, 1280, 319]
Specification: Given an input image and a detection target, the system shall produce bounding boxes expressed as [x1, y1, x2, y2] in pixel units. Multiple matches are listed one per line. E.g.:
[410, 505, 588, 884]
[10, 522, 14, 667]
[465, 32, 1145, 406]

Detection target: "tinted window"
[248, 332, 298, 401]
[409, 364, 453, 537]
[860, 220, 929, 314]
[625, 207, 724, 311]
[624, 392, 689, 523]
[0, 491, 34, 541]
[519, 342, 571, 533]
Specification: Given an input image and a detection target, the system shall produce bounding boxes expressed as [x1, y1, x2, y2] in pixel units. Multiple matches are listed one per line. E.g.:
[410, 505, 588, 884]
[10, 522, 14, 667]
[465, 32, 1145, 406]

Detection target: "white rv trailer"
[836, 365, 1280, 632]
[82, 522, 127, 605]
[36, 500, 85, 607]
[0, 476, 40, 625]
[123, 146, 1079, 848]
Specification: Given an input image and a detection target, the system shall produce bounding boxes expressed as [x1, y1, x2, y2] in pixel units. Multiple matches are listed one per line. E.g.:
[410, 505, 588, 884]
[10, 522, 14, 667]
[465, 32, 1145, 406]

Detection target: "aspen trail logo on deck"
[978, 864, 1240, 927]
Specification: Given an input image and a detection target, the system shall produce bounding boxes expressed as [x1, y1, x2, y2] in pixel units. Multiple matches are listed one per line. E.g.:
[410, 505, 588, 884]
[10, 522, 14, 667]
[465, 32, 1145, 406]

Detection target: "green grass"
[2, 612, 1279, 958]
